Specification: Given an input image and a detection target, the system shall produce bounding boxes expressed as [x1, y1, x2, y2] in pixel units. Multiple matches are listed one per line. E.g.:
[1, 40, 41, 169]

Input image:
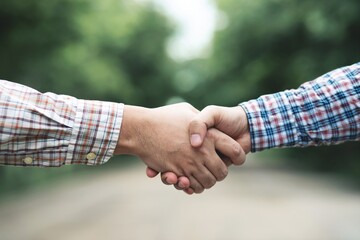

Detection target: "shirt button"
[86, 152, 96, 161]
[23, 157, 33, 164]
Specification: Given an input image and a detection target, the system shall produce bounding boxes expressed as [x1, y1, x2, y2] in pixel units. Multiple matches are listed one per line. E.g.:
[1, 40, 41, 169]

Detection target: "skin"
[146, 105, 251, 194]
[115, 103, 246, 193]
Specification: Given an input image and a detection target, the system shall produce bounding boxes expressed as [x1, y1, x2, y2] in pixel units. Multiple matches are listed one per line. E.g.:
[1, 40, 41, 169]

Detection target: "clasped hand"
[115, 103, 251, 194]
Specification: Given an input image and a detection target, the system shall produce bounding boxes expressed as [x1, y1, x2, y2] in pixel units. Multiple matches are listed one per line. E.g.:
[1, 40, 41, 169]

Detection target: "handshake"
[1, 64, 356, 177]
[115, 103, 251, 195]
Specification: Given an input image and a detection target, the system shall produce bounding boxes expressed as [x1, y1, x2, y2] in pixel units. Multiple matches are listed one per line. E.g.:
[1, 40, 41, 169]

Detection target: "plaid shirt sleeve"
[0, 80, 123, 166]
[240, 62, 360, 152]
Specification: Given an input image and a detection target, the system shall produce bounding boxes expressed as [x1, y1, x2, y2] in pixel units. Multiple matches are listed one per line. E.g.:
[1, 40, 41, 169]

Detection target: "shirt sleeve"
[240, 62, 360, 152]
[0, 80, 123, 166]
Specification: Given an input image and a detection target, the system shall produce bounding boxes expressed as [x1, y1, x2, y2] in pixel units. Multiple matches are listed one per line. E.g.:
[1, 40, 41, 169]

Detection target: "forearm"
[240, 62, 360, 152]
[0, 80, 123, 166]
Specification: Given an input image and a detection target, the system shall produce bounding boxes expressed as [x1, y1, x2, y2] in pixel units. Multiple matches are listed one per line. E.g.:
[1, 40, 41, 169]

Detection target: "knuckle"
[232, 143, 241, 156]
[189, 119, 200, 129]
[182, 102, 194, 111]
[204, 105, 216, 112]
[234, 146, 247, 166]
[231, 143, 242, 164]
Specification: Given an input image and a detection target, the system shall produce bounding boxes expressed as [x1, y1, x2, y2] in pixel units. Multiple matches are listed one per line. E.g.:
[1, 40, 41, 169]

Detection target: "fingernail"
[178, 182, 184, 188]
[191, 134, 201, 146]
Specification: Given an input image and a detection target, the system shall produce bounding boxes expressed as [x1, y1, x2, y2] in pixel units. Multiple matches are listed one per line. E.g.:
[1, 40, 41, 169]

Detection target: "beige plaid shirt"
[0, 80, 123, 167]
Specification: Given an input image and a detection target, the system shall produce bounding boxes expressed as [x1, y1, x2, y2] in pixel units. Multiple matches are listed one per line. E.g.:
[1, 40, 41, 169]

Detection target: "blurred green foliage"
[0, 0, 176, 196]
[0, 0, 359, 196]
[0, 0, 176, 106]
[181, 0, 360, 181]
[184, 0, 360, 106]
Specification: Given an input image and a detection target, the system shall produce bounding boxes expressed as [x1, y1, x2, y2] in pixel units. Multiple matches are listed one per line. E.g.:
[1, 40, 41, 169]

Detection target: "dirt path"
[1, 157, 360, 240]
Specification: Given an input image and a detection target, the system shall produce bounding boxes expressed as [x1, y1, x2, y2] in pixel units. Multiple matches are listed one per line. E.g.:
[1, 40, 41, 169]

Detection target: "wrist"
[237, 105, 251, 154]
[114, 105, 151, 156]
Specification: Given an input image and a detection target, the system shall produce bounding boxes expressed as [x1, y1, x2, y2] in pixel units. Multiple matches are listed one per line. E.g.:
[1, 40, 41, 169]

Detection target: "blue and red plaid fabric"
[240, 62, 360, 152]
[0, 80, 123, 166]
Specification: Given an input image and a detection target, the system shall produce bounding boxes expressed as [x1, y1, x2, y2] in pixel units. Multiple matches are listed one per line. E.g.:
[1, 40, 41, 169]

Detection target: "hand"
[115, 103, 244, 193]
[189, 105, 251, 153]
[146, 127, 243, 194]
[146, 105, 251, 193]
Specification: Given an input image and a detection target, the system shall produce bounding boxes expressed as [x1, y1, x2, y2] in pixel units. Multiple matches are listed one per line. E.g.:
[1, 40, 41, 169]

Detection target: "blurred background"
[0, 0, 359, 239]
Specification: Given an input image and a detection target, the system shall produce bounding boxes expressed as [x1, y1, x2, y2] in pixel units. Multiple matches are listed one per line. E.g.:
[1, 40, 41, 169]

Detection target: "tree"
[184, 0, 360, 178]
[0, 0, 176, 106]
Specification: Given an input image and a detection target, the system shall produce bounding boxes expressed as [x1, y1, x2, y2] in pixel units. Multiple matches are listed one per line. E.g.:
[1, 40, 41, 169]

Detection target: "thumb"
[189, 106, 218, 147]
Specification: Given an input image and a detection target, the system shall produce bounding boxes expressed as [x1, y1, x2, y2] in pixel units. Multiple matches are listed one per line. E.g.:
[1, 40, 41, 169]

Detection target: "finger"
[188, 175, 205, 194]
[202, 147, 229, 182]
[160, 172, 179, 185]
[222, 157, 233, 167]
[174, 184, 191, 191]
[216, 151, 233, 167]
[210, 129, 246, 166]
[189, 106, 220, 147]
[177, 176, 190, 189]
[146, 167, 159, 178]
[192, 164, 217, 190]
[160, 173, 190, 189]
[173, 176, 191, 190]
[184, 188, 194, 195]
